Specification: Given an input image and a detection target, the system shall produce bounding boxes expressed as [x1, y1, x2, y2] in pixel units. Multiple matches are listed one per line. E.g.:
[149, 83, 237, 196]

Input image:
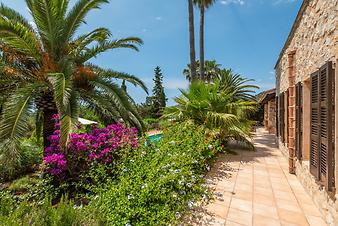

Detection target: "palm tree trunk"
[188, 0, 197, 81]
[200, 0, 205, 81]
[43, 108, 58, 155]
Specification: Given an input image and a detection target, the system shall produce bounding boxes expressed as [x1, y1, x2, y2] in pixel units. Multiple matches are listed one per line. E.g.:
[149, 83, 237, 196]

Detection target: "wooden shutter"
[286, 90, 289, 145]
[310, 71, 320, 179]
[280, 93, 285, 143]
[276, 96, 279, 137]
[310, 61, 335, 191]
[295, 82, 303, 160]
[319, 62, 334, 191]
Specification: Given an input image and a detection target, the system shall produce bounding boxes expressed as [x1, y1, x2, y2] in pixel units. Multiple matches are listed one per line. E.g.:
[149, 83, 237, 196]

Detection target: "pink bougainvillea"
[43, 115, 139, 177]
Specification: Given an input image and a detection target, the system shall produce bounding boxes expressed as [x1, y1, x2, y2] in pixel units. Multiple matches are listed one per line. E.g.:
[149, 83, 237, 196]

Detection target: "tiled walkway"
[189, 128, 327, 226]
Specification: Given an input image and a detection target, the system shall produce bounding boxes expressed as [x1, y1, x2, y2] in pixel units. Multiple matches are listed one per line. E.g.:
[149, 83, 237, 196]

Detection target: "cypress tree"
[152, 66, 167, 117]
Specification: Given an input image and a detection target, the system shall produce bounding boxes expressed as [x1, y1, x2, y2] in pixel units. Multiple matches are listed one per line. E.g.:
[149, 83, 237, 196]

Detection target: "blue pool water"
[148, 133, 162, 143]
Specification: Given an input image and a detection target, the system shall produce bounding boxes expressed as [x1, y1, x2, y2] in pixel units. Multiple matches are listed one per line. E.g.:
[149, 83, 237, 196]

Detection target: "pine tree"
[152, 66, 167, 117]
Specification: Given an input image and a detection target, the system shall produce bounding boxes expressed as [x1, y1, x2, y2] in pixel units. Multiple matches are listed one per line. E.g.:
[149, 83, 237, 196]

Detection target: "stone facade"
[275, 0, 338, 225]
[260, 89, 277, 134]
[276, 0, 337, 93]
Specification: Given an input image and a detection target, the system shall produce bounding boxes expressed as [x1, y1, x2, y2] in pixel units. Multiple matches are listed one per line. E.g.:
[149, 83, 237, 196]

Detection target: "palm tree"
[217, 69, 259, 101]
[183, 60, 221, 82]
[188, 0, 197, 81]
[0, 0, 147, 157]
[194, 0, 216, 81]
[164, 81, 257, 148]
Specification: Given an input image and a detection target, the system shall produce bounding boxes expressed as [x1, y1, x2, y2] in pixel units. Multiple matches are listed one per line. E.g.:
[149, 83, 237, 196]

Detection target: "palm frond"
[0, 19, 41, 62]
[47, 73, 72, 112]
[0, 84, 39, 141]
[78, 38, 143, 63]
[62, 0, 109, 42]
[90, 65, 148, 94]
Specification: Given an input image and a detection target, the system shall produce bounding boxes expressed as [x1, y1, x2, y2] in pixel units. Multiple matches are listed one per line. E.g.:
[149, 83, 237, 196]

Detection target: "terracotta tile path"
[188, 128, 327, 226]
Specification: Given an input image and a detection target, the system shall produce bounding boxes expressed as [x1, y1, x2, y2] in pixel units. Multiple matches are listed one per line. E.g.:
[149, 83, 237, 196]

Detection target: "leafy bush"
[0, 139, 42, 182]
[143, 117, 160, 130]
[92, 122, 221, 225]
[0, 191, 104, 226]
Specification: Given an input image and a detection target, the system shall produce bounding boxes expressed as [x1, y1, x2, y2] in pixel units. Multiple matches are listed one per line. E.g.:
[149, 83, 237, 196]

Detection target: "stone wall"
[275, 0, 337, 93]
[279, 139, 338, 226]
[294, 160, 338, 226]
[275, 1, 338, 224]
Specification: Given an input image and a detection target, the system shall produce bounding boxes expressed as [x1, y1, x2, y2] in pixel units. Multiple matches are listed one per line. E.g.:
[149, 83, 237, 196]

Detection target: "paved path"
[189, 128, 327, 226]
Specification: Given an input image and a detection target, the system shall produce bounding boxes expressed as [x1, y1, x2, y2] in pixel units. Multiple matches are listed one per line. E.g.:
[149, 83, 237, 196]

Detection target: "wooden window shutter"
[295, 82, 303, 160]
[319, 62, 334, 191]
[310, 70, 320, 179]
[286, 90, 289, 145]
[310, 61, 335, 191]
[276, 96, 279, 137]
[280, 93, 285, 143]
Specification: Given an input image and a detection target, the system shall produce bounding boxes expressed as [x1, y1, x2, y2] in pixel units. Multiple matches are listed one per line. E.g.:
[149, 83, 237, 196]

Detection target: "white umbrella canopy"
[78, 118, 98, 125]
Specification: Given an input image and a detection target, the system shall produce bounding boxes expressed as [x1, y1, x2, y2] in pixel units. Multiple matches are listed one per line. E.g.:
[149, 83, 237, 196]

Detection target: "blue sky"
[1, 0, 302, 105]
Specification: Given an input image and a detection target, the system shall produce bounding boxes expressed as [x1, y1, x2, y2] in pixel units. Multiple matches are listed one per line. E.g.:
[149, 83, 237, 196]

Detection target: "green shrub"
[143, 117, 160, 130]
[93, 122, 221, 225]
[0, 139, 42, 182]
[0, 191, 104, 226]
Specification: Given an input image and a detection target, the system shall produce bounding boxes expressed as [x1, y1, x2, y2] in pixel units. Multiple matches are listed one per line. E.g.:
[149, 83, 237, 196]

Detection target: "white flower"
[206, 165, 211, 171]
[125, 224, 131, 226]
[73, 204, 83, 209]
[141, 151, 146, 156]
[191, 175, 196, 181]
[127, 194, 134, 200]
[178, 180, 184, 185]
[188, 201, 194, 209]
[169, 141, 176, 145]
[186, 183, 192, 188]
[175, 212, 182, 219]
[155, 148, 160, 152]
[162, 164, 170, 170]
[173, 169, 180, 174]
[208, 144, 213, 150]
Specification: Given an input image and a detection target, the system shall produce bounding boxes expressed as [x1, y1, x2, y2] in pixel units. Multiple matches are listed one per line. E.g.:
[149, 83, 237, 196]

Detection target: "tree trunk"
[200, 0, 205, 81]
[43, 107, 58, 155]
[188, 0, 197, 81]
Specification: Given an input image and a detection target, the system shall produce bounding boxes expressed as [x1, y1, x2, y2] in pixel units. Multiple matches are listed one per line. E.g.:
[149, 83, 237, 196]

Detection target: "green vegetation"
[0, 0, 260, 225]
[0, 123, 221, 225]
[165, 73, 258, 149]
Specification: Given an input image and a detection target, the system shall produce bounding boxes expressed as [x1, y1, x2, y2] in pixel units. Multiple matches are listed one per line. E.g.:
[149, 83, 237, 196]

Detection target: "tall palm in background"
[0, 0, 147, 158]
[188, 0, 197, 81]
[194, 0, 216, 81]
[183, 60, 221, 82]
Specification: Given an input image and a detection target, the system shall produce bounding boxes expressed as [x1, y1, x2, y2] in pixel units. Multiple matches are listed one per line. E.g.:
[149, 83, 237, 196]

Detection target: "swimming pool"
[148, 133, 162, 143]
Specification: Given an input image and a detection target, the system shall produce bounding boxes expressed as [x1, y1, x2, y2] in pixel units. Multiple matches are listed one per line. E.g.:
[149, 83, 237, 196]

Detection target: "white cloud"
[164, 79, 189, 90]
[220, 0, 245, 5]
[155, 16, 163, 21]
